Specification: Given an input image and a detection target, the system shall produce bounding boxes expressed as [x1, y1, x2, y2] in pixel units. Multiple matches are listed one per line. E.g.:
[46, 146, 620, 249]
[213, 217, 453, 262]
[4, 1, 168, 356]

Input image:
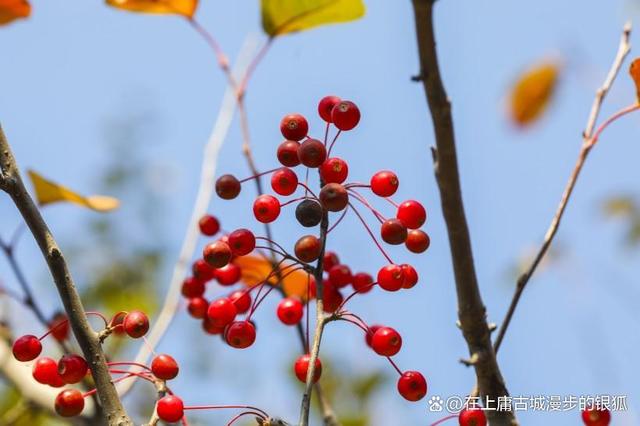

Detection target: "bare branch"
[410, 1, 516, 424]
[118, 38, 257, 396]
[298, 211, 330, 426]
[0, 125, 131, 425]
[493, 23, 632, 353]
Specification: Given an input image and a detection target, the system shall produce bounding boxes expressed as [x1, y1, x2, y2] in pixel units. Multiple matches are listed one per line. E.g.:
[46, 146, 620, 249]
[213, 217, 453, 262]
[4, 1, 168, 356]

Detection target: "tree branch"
[299, 210, 329, 426]
[410, 1, 516, 424]
[493, 23, 632, 353]
[0, 125, 132, 425]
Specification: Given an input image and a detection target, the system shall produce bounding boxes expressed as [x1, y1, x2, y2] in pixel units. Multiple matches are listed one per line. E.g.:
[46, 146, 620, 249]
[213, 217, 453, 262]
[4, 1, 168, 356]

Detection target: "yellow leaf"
[28, 170, 120, 212]
[629, 58, 640, 102]
[105, 0, 198, 18]
[0, 0, 30, 26]
[261, 0, 365, 37]
[508, 61, 560, 127]
[233, 255, 313, 300]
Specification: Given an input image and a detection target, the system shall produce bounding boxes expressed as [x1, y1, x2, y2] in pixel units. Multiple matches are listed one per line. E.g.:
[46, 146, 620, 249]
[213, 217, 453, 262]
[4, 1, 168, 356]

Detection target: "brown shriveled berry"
[295, 199, 323, 227]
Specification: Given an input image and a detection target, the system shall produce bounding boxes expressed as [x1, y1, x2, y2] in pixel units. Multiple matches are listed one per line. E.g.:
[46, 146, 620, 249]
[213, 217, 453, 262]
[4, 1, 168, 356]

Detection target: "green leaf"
[261, 0, 365, 36]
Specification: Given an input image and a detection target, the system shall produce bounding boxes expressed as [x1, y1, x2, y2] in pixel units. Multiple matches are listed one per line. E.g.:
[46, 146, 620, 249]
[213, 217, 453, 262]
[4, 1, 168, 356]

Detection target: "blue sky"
[1, 1, 640, 425]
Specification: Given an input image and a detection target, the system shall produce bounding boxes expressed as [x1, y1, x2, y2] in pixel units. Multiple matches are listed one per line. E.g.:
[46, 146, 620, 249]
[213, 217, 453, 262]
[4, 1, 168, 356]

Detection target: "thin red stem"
[348, 203, 394, 263]
[336, 282, 377, 311]
[430, 414, 459, 426]
[327, 208, 348, 234]
[183, 405, 268, 418]
[327, 130, 342, 156]
[348, 189, 386, 223]
[239, 167, 281, 184]
[386, 356, 403, 376]
[226, 411, 267, 425]
[591, 103, 640, 144]
[38, 311, 108, 340]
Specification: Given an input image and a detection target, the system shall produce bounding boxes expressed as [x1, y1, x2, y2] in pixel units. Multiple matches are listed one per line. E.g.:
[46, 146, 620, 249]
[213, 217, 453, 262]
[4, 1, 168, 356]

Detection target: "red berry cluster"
[208, 96, 431, 403]
[13, 311, 166, 417]
[11, 308, 244, 423]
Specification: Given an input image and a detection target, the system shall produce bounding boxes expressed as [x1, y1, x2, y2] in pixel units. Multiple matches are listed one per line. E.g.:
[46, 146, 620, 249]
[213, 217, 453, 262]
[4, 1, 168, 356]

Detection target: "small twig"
[493, 22, 632, 353]
[0, 125, 130, 425]
[298, 210, 330, 426]
[119, 38, 257, 396]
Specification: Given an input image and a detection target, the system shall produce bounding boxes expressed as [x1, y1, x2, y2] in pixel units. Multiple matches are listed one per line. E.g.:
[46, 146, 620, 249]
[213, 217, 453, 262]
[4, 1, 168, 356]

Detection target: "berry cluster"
[11, 309, 272, 424]
[203, 96, 432, 403]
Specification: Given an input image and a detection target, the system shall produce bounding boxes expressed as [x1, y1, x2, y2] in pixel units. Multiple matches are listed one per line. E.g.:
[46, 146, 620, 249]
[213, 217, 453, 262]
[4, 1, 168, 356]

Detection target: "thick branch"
[493, 23, 632, 353]
[410, 1, 516, 424]
[0, 125, 131, 425]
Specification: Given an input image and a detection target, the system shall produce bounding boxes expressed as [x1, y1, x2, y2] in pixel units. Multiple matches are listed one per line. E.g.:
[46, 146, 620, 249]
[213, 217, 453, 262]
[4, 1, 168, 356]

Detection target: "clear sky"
[1, 1, 639, 425]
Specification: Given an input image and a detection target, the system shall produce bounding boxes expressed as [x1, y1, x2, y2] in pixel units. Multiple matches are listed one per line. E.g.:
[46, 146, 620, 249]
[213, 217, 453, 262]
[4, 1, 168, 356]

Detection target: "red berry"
[294, 235, 322, 263]
[295, 199, 323, 227]
[225, 321, 256, 349]
[151, 354, 179, 380]
[215, 174, 241, 200]
[203, 240, 232, 268]
[49, 312, 70, 342]
[12, 334, 42, 362]
[401, 264, 419, 289]
[319, 158, 349, 184]
[365, 325, 382, 348]
[396, 200, 426, 229]
[328, 264, 352, 288]
[397, 371, 427, 401]
[187, 297, 208, 319]
[459, 408, 487, 426]
[277, 297, 304, 325]
[192, 259, 216, 281]
[55, 389, 85, 417]
[298, 139, 327, 168]
[271, 167, 299, 196]
[228, 228, 256, 256]
[280, 113, 309, 141]
[215, 263, 241, 286]
[371, 326, 402, 356]
[294, 354, 322, 383]
[381, 218, 408, 245]
[202, 317, 225, 335]
[58, 354, 88, 384]
[49, 371, 65, 388]
[318, 95, 341, 122]
[405, 229, 430, 254]
[323, 252, 340, 271]
[377, 264, 404, 292]
[123, 311, 149, 338]
[352, 272, 374, 294]
[110, 312, 126, 336]
[253, 194, 281, 223]
[198, 214, 220, 236]
[181, 277, 205, 298]
[331, 100, 360, 131]
[370, 171, 399, 197]
[277, 140, 301, 167]
[32, 357, 59, 385]
[229, 290, 252, 314]
[581, 406, 611, 426]
[319, 183, 348, 212]
[322, 283, 344, 313]
[207, 298, 237, 327]
[157, 395, 184, 423]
